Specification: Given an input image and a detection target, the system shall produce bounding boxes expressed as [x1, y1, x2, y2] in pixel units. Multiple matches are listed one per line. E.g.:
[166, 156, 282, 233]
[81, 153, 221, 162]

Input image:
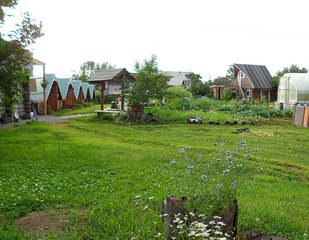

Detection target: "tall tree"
[125, 54, 169, 106]
[72, 61, 115, 81]
[185, 72, 210, 97]
[0, 2, 43, 122]
[271, 64, 308, 88]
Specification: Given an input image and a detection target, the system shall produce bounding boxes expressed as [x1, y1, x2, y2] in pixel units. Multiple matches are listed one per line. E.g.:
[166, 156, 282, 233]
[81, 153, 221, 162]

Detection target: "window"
[240, 72, 245, 78]
[104, 81, 109, 90]
[246, 90, 250, 97]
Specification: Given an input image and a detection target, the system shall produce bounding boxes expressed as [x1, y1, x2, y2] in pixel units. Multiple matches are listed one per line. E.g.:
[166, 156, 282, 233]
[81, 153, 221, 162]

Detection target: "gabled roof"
[88, 84, 95, 99]
[88, 68, 132, 82]
[57, 78, 72, 100]
[45, 73, 58, 97]
[234, 64, 272, 89]
[81, 83, 89, 99]
[30, 73, 57, 102]
[162, 71, 190, 86]
[71, 80, 83, 100]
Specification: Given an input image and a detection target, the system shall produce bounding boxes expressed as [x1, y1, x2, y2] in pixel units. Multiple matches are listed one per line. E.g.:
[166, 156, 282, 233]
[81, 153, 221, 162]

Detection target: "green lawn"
[0, 117, 308, 239]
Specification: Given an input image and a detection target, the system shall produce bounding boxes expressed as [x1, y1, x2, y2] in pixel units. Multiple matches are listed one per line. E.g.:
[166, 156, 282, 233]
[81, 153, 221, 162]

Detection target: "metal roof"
[234, 64, 272, 89]
[71, 80, 82, 100]
[162, 71, 190, 86]
[88, 84, 95, 99]
[30, 74, 57, 102]
[88, 68, 127, 82]
[81, 83, 89, 99]
[57, 78, 72, 100]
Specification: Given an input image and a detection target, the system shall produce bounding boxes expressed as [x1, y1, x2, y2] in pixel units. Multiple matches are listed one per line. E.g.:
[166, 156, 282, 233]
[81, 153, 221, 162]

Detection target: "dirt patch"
[17, 208, 87, 237]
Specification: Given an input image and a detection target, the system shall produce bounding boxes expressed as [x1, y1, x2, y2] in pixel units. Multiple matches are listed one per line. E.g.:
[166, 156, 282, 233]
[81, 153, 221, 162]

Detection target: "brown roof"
[87, 68, 133, 83]
[234, 64, 272, 89]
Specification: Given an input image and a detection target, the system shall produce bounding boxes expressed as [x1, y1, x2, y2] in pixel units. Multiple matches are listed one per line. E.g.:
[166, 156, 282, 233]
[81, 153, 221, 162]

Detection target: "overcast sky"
[1, 0, 309, 80]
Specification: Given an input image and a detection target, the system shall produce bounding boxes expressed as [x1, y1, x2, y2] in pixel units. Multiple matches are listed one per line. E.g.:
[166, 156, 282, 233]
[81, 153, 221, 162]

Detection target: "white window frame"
[246, 90, 250, 98]
[240, 72, 245, 78]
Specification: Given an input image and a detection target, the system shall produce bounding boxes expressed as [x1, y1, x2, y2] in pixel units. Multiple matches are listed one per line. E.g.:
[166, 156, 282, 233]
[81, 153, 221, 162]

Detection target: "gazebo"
[87, 68, 134, 111]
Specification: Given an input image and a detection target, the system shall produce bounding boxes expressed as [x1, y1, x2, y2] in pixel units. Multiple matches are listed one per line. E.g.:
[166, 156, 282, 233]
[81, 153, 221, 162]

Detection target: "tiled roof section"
[234, 64, 272, 89]
[88, 68, 126, 82]
[162, 71, 190, 86]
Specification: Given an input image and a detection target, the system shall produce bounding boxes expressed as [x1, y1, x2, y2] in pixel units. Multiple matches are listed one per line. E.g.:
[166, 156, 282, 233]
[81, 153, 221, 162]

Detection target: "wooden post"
[100, 82, 104, 110]
[43, 65, 47, 115]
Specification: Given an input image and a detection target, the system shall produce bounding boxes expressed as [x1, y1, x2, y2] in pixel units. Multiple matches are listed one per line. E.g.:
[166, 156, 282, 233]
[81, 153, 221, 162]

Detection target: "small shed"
[71, 80, 84, 104]
[58, 78, 75, 109]
[209, 85, 225, 100]
[88, 68, 134, 110]
[277, 73, 309, 108]
[30, 74, 62, 113]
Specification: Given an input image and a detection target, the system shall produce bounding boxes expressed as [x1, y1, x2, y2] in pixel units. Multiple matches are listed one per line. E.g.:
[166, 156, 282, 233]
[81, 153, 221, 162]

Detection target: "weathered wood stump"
[162, 195, 238, 240]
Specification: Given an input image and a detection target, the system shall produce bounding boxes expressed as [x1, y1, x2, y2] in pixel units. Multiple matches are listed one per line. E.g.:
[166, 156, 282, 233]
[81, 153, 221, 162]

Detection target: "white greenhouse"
[277, 73, 309, 108]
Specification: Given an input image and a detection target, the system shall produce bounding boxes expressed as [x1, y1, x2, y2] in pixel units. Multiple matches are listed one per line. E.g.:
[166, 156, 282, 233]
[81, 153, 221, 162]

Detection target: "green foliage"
[125, 55, 169, 106]
[213, 76, 228, 85]
[72, 61, 115, 82]
[0, 38, 32, 111]
[271, 64, 308, 88]
[166, 86, 192, 99]
[222, 89, 236, 101]
[186, 72, 212, 97]
[0, 3, 43, 118]
[0, 0, 17, 23]
[0, 119, 308, 239]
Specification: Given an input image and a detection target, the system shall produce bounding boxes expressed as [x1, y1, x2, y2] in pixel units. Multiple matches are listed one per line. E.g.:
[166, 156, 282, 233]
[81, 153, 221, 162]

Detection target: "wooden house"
[30, 74, 62, 113]
[88, 68, 134, 110]
[58, 78, 75, 109]
[71, 80, 84, 104]
[229, 64, 276, 101]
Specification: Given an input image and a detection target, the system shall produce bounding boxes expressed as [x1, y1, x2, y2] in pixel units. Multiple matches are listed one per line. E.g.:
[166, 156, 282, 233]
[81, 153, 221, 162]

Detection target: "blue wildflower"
[170, 159, 176, 164]
[226, 155, 232, 160]
[231, 181, 237, 188]
[254, 148, 260, 151]
[188, 166, 195, 169]
[237, 163, 243, 167]
[220, 143, 225, 147]
[219, 150, 225, 154]
[244, 153, 251, 157]
[179, 148, 186, 153]
[216, 183, 222, 189]
[200, 174, 207, 180]
[216, 158, 222, 161]
[223, 169, 230, 174]
[232, 151, 237, 155]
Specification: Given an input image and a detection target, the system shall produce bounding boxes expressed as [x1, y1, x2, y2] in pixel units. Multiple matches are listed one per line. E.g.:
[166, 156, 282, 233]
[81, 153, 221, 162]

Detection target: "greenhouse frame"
[277, 73, 309, 107]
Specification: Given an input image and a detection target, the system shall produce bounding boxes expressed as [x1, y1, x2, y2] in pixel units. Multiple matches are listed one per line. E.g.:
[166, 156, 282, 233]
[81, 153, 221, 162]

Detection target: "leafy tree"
[125, 54, 169, 106]
[186, 72, 206, 97]
[0, 0, 17, 23]
[72, 61, 115, 81]
[271, 64, 308, 88]
[213, 76, 228, 85]
[0, 2, 43, 121]
[166, 86, 192, 99]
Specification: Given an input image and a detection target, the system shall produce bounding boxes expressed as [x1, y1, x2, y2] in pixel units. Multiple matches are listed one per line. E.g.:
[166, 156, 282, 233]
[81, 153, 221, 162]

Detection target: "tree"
[271, 64, 308, 88]
[186, 72, 210, 97]
[72, 61, 115, 81]
[213, 76, 228, 85]
[0, 0, 17, 23]
[0, 2, 43, 122]
[125, 54, 169, 106]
